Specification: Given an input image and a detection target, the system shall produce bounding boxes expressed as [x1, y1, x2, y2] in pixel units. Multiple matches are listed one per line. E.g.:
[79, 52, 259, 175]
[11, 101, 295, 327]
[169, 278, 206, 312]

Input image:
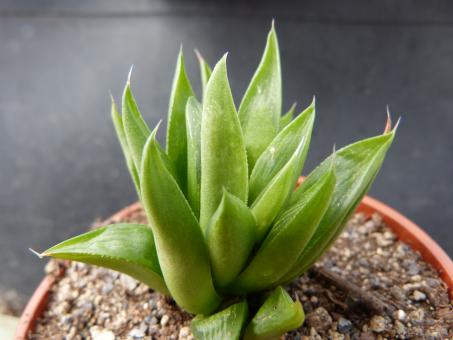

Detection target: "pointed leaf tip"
[166, 50, 195, 193]
[206, 190, 256, 288]
[29, 248, 43, 259]
[194, 49, 203, 61]
[41, 224, 168, 294]
[384, 108, 392, 134]
[238, 26, 282, 169]
[244, 286, 304, 340]
[200, 54, 248, 232]
[196, 51, 213, 98]
[191, 301, 248, 340]
[127, 65, 134, 85]
[393, 116, 402, 132]
[278, 130, 396, 283]
[122, 80, 151, 173]
[112, 92, 141, 197]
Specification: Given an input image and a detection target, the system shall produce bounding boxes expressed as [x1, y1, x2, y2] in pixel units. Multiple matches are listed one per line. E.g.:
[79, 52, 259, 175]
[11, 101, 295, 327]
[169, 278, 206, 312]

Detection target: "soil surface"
[31, 208, 452, 339]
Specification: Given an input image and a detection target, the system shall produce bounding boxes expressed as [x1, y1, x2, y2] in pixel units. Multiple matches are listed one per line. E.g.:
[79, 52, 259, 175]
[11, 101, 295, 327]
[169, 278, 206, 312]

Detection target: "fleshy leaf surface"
[186, 96, 203, 217]
[206, 190, 256, 289]
[279, 130, 396, 283]
[244, 286, 304, 340]
[279, 103, 296, 131]
[232, 161, 335, 293]
[249, 101, 314, 204]
[166, 50, 196, 192]
[200, 55, 248, 232]
[122, 79, 151, 172]
[111, 98, 140, 196]
[250, 102, 315, 241]
[42, 223, 168, 294]
[196, 50, 212, 98]
[141, 127, 220, 315]
[191, 301, 248, 340]
[238, 24, 282, 170]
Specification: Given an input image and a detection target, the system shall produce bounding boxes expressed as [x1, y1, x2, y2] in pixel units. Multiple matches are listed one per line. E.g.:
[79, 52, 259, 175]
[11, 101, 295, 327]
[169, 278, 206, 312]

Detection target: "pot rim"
[15, 197, 453, 339]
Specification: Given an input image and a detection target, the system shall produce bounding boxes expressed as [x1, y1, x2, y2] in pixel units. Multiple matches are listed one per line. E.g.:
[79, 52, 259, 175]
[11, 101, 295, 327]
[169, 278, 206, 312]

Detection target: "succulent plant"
[38, 24, 397, 339]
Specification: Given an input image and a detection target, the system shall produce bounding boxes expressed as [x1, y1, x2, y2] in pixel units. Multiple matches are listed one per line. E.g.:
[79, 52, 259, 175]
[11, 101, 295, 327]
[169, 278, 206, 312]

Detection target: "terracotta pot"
[15, 197, 453, 339]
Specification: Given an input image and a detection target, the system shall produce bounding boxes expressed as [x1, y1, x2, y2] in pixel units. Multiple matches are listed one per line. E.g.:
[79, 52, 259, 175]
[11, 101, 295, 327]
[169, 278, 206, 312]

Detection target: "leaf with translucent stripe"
[278, 129, 397, 284]
[200, 55, 248, 232]
[232, 160, 335, 293]
[244, 286, 304, 340]
[42, 223, 168, 294]
[206, 190, 256, 289]
[239, 24, 282, 170]
[166, 50, 196, 192]
[141, 126, 220, 314]
[191, 301, 248, 340]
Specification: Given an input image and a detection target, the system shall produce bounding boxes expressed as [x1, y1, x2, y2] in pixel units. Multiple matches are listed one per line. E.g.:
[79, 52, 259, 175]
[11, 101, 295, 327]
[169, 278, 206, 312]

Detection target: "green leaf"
[166, 50, 196, 193]
[239, 24, 282, 171]
[141, 126, 220, 315]
[206, 190, 256, 289]
[232, 160, 335, 293]
[42, 223, 168, 294]
[111, 97, 141, 196]
[196, 50, 212, 98]
[279, 130, 396, 284]
[122, 75, 151, 172]
[200, 55, 249, 232]
[279, 103, 296, 131]
[186, 96, 203, 218]
[191, 301, 248, 340]
[244, 286, 304, 340]
[249, 101, 314, 204]
[250, 101, 315, 241]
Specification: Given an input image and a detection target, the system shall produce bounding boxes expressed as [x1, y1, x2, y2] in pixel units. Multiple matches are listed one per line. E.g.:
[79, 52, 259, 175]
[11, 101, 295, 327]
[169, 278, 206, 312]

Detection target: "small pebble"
[375, 234, 393, 247]
[178, 326, 191, 339]
[149, 316, 158, 325]
[408, 309, 425, 324]
[119, 274, 138, 291]
[403, 282, 422, 292]
[89, 326, 115, 340]
[368, 276, 381, 289]
[410, 274, 422, 282]
[406, 262, 420, 275]
[328, 330, 344, 340]
[44, 260, 60, 275]
[337, 317, 352, 334]
[309, 327, 321, 338]
[390, 286, 406, 301]
[310, 296, 319, 305]
[306, 307, 332, 329]
[101, 282, 114, 294]
[412, 290, 426, 302]
[370, 315, 386, 333]
[161, 314, 170, 326]
[394, 309, 406, 321]
[129, 327, 146, 339]
[394, 320, 406, 336]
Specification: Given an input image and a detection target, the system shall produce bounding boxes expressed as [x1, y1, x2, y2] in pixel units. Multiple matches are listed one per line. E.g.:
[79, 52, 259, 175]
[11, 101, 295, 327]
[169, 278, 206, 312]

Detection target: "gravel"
[30, 210, 452, 339]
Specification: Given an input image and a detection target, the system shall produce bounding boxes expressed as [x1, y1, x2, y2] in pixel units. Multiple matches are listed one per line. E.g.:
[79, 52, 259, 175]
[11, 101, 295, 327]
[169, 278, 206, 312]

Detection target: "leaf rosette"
[38, 23, 397, 339]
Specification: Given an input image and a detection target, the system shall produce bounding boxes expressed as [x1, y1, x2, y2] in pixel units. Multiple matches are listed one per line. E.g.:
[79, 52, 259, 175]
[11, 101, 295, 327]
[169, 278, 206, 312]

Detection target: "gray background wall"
[1, 0, 452, 299]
